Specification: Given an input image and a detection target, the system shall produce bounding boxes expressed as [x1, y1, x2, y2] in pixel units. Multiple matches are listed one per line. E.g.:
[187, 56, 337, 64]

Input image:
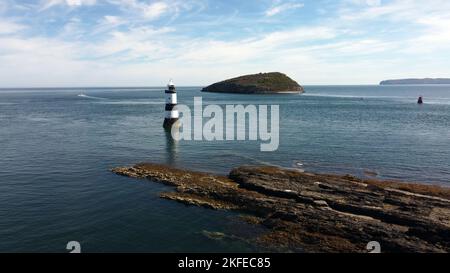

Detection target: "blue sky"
[0, 0, 449, 87]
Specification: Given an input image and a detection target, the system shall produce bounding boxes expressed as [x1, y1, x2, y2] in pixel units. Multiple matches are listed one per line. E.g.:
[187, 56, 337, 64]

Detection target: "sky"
[0, 0, 450, 87]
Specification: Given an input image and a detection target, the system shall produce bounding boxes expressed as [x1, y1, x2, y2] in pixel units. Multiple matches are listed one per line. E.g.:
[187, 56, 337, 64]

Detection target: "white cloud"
[178, 26, 336, 65]
[142, 2, 169, 19]
[365, 0, 381, 6]
[345, 0, 381, 6]
[103, 15, 122, 25]
[66, 0, 97, 6]
[403, 16, 450, 53]
[91, 15, 127, 34]
[108, 0, 171, 20]
[40, 0, 96, 11]
[339, 0, 450, 22]
[337, 0, 450, 54]
[0, 36, 85, 81]
[86, 26, 175, 61]
[0, 20, 27, 35]
[265, 2, 304, 17]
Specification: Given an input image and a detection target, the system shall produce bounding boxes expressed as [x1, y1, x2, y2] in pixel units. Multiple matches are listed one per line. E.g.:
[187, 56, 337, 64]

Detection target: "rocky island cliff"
[112, 163, 450, 253]
[380, 78, 450, 85]
[202, 72, 304, 94]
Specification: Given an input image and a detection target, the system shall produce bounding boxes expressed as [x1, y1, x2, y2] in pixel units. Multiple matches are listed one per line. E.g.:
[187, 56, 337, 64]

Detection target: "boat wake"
[77, 94, 106, 100]
[77, 94, 164, 105]
[94, 100, 165, 105]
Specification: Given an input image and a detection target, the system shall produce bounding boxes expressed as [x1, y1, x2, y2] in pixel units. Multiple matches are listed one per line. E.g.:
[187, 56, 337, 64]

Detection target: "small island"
[380, 78, 450, 85]
[202, 72, 304, 94]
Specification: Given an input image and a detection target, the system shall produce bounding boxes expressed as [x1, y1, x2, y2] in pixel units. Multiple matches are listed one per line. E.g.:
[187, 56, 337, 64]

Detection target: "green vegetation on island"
[202, 72, 304, 94]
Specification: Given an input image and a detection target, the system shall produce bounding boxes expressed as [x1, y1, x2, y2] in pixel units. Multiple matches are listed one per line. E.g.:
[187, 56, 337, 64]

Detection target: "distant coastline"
[380, 78, 450, 85]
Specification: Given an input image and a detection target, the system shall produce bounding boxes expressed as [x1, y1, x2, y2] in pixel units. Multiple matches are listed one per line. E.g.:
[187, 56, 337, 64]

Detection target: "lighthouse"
[163, 79, 179, 130]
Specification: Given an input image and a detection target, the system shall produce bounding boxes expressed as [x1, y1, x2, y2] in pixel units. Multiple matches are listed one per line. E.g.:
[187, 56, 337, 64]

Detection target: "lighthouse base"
[163, 118, 180, 130]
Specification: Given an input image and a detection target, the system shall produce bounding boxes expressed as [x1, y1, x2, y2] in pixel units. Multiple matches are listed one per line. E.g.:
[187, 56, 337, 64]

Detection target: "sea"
[0, 85, 449, 252]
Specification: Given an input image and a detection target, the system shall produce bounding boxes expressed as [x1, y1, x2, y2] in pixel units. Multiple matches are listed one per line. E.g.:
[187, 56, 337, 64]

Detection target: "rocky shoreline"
[112, 163, 450, 253]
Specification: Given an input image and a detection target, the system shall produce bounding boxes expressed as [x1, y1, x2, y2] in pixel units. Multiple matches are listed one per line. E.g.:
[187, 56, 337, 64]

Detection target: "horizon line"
[4, 84, 450, 90]
[0, 84, 389, 89]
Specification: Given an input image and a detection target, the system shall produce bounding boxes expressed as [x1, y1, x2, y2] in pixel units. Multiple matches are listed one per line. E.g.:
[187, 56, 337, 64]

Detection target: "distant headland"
[202, 72, 304, 94]
[380, 78, 450, 85]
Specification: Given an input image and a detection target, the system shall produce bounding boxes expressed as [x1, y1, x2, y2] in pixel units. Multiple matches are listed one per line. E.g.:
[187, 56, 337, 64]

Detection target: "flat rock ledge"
[112, 163, 450, 253]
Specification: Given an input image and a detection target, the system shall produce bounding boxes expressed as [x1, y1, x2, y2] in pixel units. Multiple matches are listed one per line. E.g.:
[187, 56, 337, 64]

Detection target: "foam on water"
[94, 100, 164, 105]
[77, 94, 106, 100]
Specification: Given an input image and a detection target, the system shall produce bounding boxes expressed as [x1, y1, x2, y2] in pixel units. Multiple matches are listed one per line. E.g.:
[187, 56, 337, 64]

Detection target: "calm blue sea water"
[0, 85, 449, 252]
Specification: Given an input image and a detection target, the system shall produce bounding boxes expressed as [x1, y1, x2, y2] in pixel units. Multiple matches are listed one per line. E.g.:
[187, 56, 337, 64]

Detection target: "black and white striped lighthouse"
[163, 79, 179, 130]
